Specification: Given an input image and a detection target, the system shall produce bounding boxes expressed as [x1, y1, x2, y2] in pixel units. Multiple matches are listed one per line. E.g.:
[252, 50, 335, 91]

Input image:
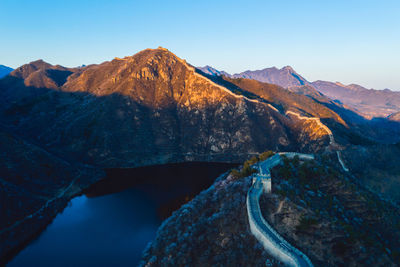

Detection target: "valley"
[1, 47, 399, 266]
[6, 162, 236, 266]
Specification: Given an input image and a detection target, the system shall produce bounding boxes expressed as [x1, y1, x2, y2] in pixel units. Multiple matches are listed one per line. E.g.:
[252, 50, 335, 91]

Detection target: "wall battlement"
[247, 152, 314, 267]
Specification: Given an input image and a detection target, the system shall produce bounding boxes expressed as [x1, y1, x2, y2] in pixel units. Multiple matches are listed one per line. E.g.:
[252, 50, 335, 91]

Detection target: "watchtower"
[253, 166, 272, 193]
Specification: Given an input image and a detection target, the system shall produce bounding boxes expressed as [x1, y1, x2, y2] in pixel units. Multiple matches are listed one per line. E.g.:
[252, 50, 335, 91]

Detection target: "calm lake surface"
[8, 162, 237, 267]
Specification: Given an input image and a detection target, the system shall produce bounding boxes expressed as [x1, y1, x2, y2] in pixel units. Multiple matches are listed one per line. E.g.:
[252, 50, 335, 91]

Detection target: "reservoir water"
[8, 162, 236, 267]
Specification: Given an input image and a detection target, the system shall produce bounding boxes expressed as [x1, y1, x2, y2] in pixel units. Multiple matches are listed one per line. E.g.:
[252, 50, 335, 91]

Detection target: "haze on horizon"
[1, 0, 399, 90]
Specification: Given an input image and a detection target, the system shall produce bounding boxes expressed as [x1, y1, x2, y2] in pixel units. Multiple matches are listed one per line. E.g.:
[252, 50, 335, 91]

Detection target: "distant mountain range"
[197, 65, 231, 78]
[0, 65, 13, 78]
[311, 81, 400, 118]
[198, 65, 400, 118]
[198, 65, 309, 88]
[1, 48, 400, 265]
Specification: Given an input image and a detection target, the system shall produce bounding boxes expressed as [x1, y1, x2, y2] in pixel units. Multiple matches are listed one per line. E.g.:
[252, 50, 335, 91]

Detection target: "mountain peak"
[282, 65, 295, 72]
[108, 47, 178, 64]
[10, 59, 53, 80]
[197, 65, 231, 77]
[156, 46, 169, 51]
[28, 59, 53, 69]
[6, 59, 75, 89]
[62, 47, 211, 98]
[233, 65, 308, 88]
[334, 81, 346, 87]
[30, 59, 46, 64]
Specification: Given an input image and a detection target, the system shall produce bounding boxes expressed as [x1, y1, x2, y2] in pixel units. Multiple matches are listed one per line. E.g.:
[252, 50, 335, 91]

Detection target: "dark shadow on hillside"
[195, 68, 400, 145]
[85, 162, 238, 219]
[0, 75, 302, 168]
[46, 69, 73, 87]
[195, 68, 262, 99]
[315, 98, 400, 144]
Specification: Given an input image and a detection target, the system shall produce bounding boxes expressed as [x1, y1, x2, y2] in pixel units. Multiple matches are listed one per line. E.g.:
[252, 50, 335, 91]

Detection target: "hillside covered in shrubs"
[140, 172, 279, 266]
[262, 154, 400, 266]
[140, 152, 400, 266]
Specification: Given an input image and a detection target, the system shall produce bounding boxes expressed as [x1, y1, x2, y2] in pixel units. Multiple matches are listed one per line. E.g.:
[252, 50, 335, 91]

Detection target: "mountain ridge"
[1, 47, 345, 170]
[1, 47, 399, 264]
[311, 80, 400, 118]
[232, 66, 309, 88]
[1, 48, 351, 260]
[198, 64, 400, 118]
[0, 65, 14, 78]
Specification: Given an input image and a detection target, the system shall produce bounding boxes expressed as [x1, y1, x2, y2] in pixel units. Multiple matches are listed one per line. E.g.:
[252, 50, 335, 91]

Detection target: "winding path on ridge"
[247, 153, 314, 267]
[246, 106, 352, 266]
[285, 111, 349, 172]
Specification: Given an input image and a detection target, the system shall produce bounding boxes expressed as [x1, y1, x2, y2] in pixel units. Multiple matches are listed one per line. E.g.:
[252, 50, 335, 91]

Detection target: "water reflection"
[8, 162, 237, 266]
[9, 188, 160, 267]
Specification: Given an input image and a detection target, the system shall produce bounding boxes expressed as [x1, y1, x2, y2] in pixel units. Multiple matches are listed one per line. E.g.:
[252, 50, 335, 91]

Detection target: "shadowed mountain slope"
[199, 64, 400, 119]
[0, 126, 103, 264]
[221, 77, 345, 124]
[2, 47, 399, 264]
[0, 47, 348, 262]
[0, 48, 345, 169]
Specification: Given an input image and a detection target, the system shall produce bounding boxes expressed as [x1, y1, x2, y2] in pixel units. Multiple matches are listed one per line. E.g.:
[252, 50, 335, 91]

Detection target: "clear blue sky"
[1, 0, 399, 90]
